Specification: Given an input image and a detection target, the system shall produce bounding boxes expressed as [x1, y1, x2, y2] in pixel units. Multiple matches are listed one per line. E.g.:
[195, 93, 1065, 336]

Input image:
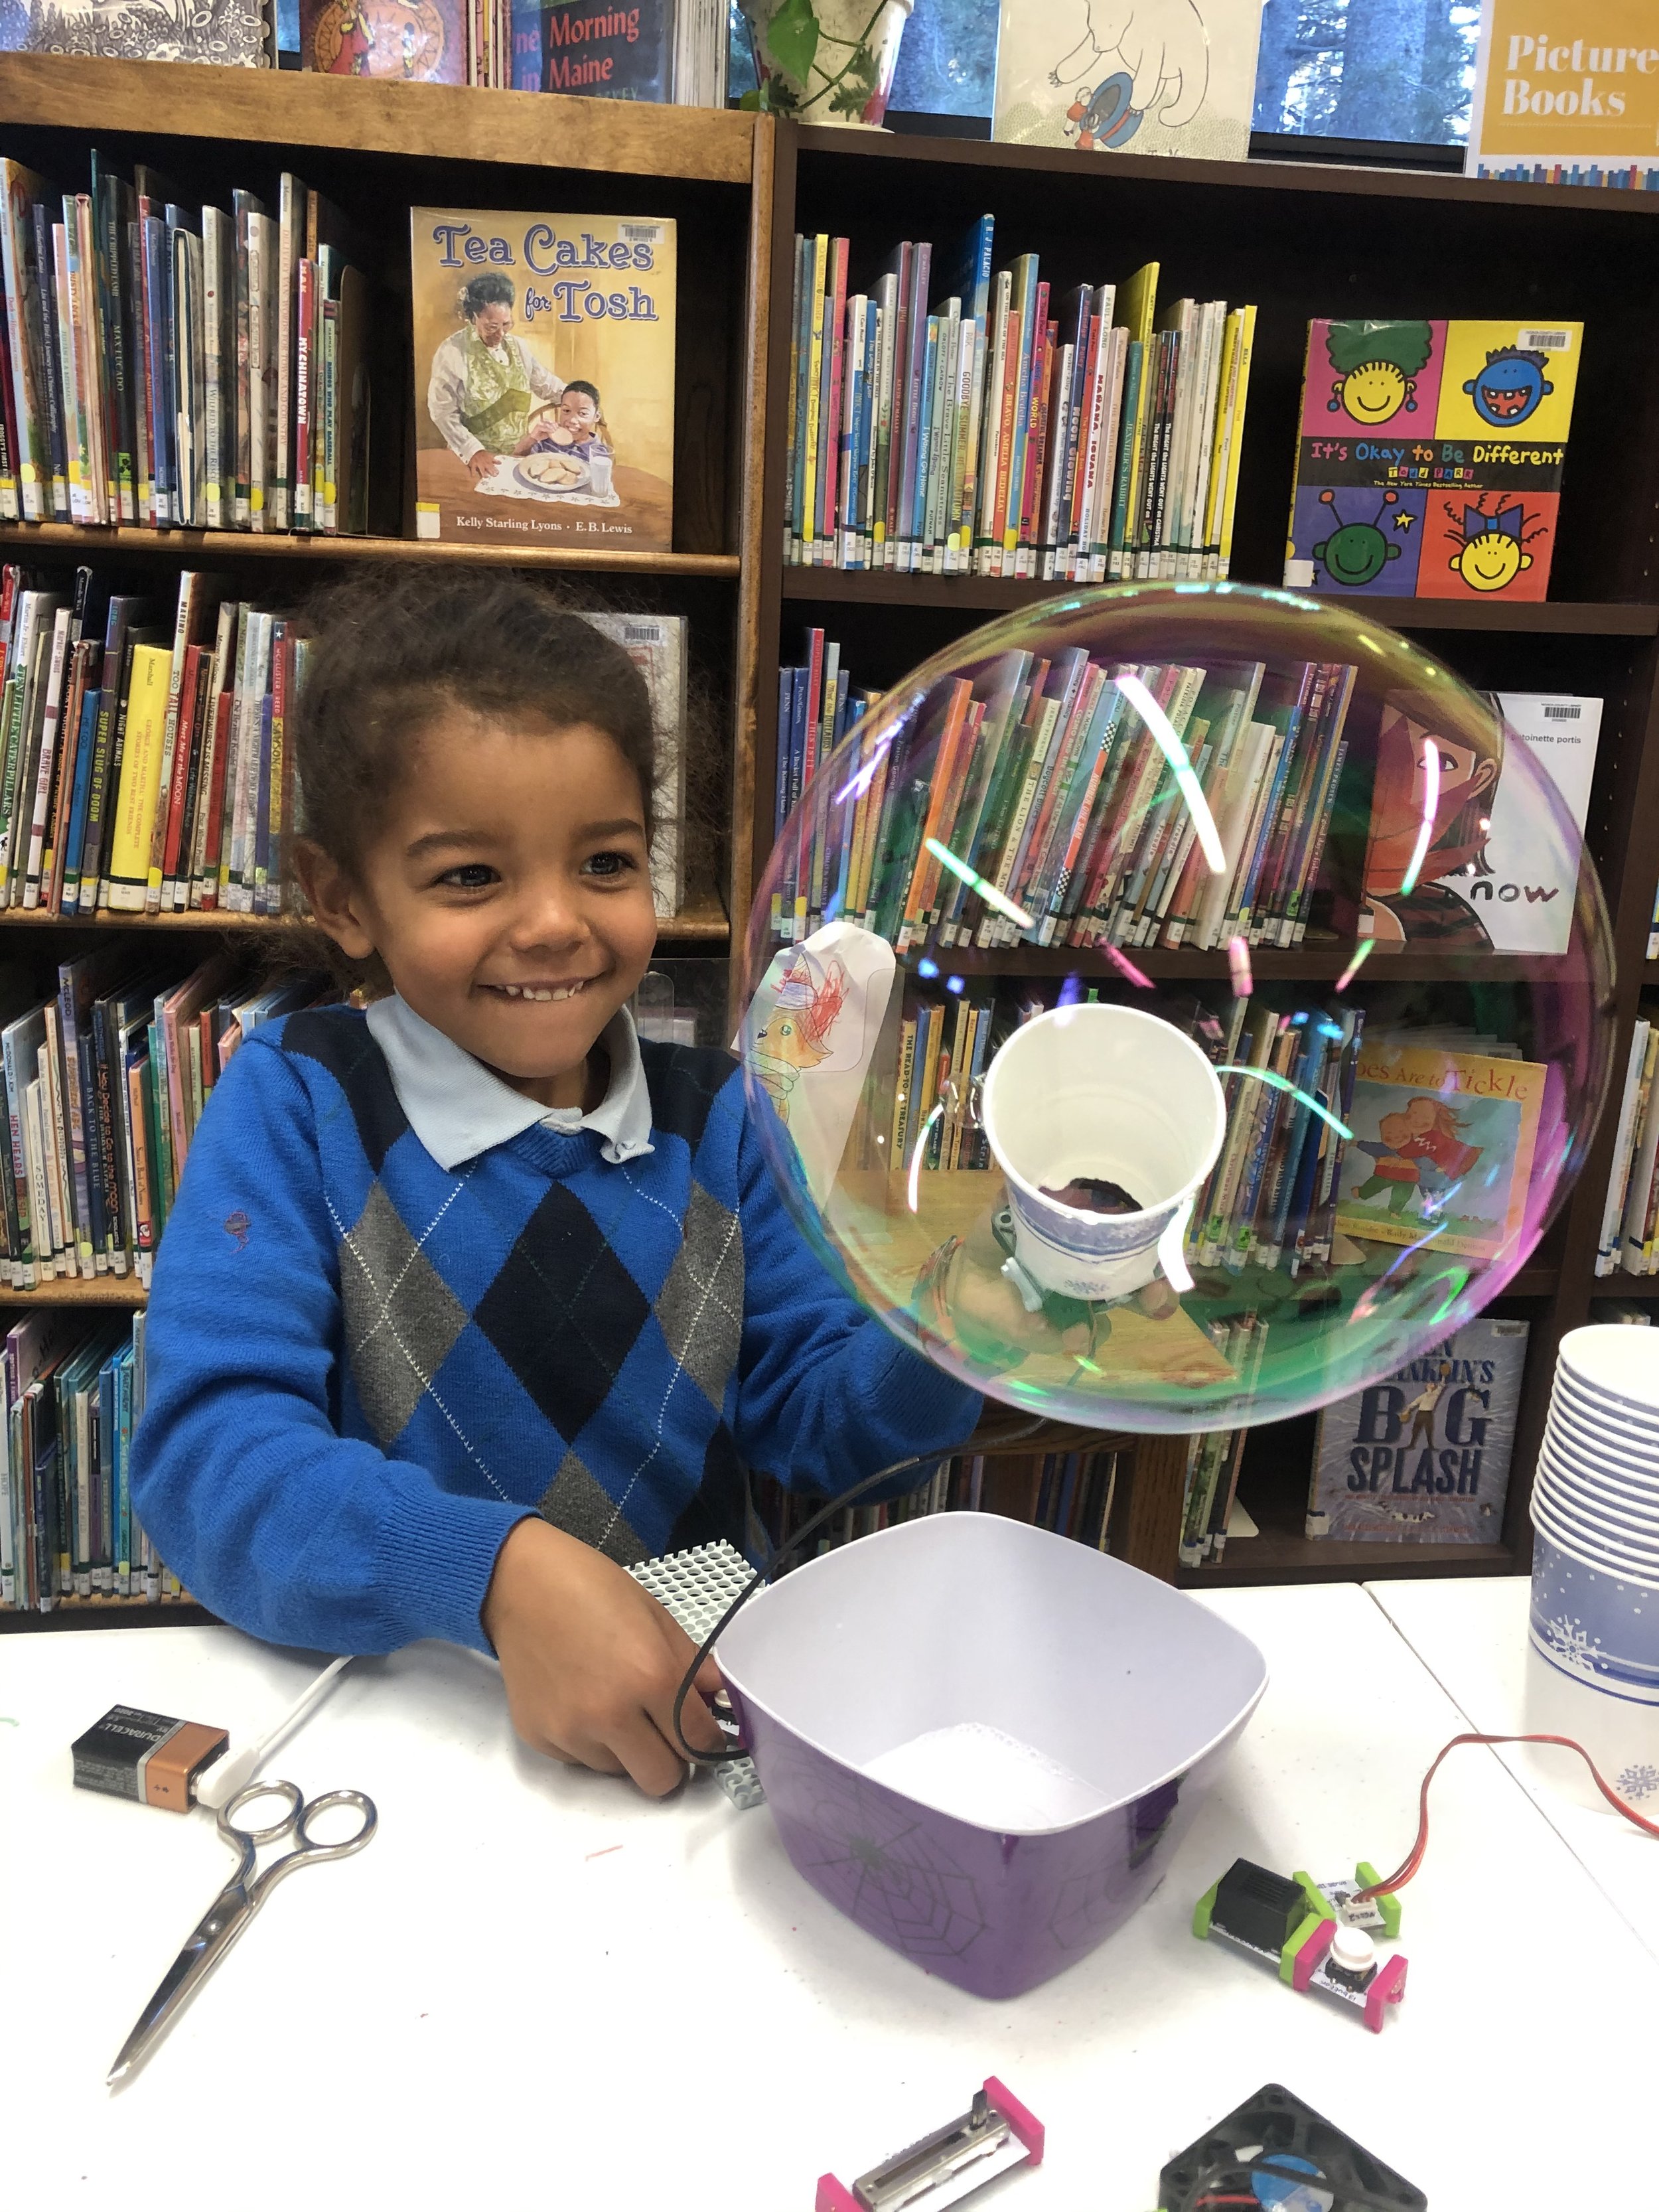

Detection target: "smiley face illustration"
[1444, 497, 1540, 593]
[1323, 319, 1435, 428]
[1464, 346, 1551, 429]
[1312, 488, 1405, 587]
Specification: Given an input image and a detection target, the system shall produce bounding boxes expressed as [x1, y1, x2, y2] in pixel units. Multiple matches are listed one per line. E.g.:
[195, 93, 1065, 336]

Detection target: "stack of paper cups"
[1526, 1325, 1659, 1810]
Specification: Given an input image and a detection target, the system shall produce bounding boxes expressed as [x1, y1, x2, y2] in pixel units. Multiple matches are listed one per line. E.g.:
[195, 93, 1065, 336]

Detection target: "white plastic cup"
[979, 1003, 1227, 1302]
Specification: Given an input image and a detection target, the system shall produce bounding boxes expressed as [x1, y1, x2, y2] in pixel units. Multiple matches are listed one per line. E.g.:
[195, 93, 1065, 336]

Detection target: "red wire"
[1354, 1731, 1659, 1901]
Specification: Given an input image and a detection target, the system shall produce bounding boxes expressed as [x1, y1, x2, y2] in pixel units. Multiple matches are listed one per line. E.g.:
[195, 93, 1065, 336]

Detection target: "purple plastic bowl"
[716, 1513, 1267, 2000]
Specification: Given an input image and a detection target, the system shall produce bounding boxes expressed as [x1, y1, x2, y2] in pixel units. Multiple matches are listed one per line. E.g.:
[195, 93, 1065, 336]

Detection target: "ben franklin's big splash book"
[1283, 317, 1582, 603]
[411, 206, 675, 552]
[1306, 1317, 1530, 1542]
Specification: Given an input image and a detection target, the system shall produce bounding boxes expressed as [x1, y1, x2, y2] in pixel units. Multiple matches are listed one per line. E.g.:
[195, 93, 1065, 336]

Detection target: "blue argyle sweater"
[131, 1007, 979, 1656]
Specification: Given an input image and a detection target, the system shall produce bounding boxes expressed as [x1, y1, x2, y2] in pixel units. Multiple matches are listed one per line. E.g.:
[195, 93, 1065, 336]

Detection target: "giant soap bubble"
[742, 584, 1615, 1433]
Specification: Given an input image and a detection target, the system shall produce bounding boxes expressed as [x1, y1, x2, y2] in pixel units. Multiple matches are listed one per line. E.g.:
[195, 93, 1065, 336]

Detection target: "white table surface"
[1368, 1572, 1659, 1961]
[2, 1582, 1649, 2211]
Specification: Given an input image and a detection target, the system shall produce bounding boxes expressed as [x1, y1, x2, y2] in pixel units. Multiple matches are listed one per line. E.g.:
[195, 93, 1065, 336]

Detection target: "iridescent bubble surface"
[741, 584, 1616, 1434]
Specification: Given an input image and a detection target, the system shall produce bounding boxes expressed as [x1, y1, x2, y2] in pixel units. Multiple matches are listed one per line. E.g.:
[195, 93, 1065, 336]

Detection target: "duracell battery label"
[71, 1705, 229, 1811]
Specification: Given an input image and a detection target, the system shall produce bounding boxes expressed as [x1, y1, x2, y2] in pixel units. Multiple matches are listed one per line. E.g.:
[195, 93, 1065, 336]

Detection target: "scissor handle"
[295, 1788, 378, 1861]
[218, 1777, 305, 1848]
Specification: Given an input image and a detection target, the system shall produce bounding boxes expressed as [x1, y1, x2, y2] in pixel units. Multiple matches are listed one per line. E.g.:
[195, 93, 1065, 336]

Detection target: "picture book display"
[1469, 0, 1659, 190]
[786, 220, 1257, 581]
[411, 207, 676, 552]
[510, 0, 674, 95]
[0, 0, 272, 65]
[1333, 1040, 1546, 1263]
[1307, 1317, 1530, 1542]
[1283, 317, 1583, 603]
[1438, 692, 1601, 955]
[992, 0, 1262, 162]
[1357, 690, 1601, 955]
[299, 0, 467, 79]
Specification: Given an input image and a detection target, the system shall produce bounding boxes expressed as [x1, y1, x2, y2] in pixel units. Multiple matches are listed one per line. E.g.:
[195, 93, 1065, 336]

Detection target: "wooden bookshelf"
[5, 60, 1659, 1621]
[749, 120, 1659, 1598]
[0, 58, 770, 1628]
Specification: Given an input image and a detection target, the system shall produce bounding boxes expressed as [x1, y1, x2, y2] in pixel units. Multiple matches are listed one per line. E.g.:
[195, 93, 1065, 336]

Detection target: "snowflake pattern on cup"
[1616, 1763, 1659, 1803]
[1534, 1613, 1607, 1680]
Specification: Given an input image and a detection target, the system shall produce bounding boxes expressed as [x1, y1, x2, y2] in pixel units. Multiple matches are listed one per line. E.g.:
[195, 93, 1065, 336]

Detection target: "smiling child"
[129, 566, 980, 1796]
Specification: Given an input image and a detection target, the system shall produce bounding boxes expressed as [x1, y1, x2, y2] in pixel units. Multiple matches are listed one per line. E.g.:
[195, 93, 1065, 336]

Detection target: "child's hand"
[481, 1518, 729, 1795]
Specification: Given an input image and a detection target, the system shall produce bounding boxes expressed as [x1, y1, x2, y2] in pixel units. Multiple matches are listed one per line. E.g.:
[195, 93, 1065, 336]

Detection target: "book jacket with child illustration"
[1334, 1041, 1545, 1262]
[410, 206, 676, 552]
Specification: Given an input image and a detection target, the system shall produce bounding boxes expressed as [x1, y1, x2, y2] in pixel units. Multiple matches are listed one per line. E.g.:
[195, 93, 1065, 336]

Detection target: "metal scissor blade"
[107, 1885, 252, 2087]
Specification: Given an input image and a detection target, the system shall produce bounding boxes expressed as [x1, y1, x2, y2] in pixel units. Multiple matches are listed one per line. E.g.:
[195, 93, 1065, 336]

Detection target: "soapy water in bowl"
[862, 1721, 1111, 1832]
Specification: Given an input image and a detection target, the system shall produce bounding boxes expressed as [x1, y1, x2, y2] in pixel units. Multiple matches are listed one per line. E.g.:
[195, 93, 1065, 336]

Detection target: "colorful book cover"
[1284, 316, 1581, 601]
[1333, 1041, 1545, 1262]
[411, 206, 674, 553]
[301, 0, 465, 78]
[993, 0, 1261, 161]
[1307, 1317, 1530, 1542]
[0, 0, 272, 64]
[508, 0, 673, 96]
[1437, 692, 1602, 956]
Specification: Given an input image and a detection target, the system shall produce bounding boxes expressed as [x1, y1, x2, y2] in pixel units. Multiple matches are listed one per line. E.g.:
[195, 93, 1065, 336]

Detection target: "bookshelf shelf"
[778, 571, 1659, 635]
[0, 524, 739, 579]
[0, 1278, 147, 1307]
[0, 1594, 214, 1632]
[0, 54, 758, 187]
[0, 524, 742, 581]
[914, 946, 1586, 986]
[0, 899, 729, 939]
[1179, 1535, 1516, 1590]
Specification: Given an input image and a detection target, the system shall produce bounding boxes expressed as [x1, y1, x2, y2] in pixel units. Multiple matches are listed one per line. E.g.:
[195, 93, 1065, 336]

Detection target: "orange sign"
[1471, 0, 1659, 163]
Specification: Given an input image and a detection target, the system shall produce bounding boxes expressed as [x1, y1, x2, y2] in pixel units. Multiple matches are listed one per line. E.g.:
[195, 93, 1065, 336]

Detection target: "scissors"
[108, 1777, 377, 2087]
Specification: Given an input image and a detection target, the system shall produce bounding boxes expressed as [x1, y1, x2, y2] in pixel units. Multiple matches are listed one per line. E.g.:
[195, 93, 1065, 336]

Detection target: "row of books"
[752, 1446, 1121, 1568]
[767, 647, 1357, 956]
[774, 630, 877, 839]
[0, 1308, 181, 1613]
[0, 567, 306, 919]
[0, 952, 327, 1293]
[1596, 1013, 1659, 1276]
[784, 220, 1256, 583]
[0, 571, 695, 922]
[1176, 1410, 1257, 1569]
[0, 155, 368, 534]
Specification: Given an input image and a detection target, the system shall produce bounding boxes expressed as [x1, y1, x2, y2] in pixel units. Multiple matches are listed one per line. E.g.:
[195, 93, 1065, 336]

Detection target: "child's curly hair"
[283, 562, 661, 993]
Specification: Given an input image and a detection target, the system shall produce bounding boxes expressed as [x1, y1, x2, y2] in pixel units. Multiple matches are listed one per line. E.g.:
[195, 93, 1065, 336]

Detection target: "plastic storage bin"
[717, 1512, 1267, 1998]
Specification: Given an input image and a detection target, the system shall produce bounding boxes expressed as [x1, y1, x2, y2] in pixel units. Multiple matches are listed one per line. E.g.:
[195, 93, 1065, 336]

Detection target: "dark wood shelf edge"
[778, 569, 1659, 634]
[0, 1597, 216, 1631]
[794, 121, 1659, 222]
[0, 523, 740, 579]
[1178, 1539, 1517, 1589]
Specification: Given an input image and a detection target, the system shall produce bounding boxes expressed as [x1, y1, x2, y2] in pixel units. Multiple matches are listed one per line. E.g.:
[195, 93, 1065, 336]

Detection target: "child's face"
[309, 711, 656, 1109]
[559, 388, 599, 434]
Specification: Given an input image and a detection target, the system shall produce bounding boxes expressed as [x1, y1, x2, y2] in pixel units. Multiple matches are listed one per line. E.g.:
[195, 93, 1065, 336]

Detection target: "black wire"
[670, 1420, 1048, 1766]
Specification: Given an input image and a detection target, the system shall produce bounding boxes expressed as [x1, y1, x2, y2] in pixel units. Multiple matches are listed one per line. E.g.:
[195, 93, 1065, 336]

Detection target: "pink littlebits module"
[816, 2078, 1045, 2212]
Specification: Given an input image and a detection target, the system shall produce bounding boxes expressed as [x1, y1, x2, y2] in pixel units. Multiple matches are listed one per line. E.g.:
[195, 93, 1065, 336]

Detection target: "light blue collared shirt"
[364, 994, 656, 1172]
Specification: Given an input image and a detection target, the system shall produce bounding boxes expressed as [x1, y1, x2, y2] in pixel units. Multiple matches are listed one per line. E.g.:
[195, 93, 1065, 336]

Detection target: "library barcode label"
[620, 224, 665, 244]
[1543, 703, 1582, 719]
[1518, 329, 1571, 352]
[416, 503, 441, 541]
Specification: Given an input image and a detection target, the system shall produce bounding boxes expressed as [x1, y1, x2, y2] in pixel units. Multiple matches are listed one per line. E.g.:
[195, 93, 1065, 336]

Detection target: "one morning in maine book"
[412, 205, 676, 552]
